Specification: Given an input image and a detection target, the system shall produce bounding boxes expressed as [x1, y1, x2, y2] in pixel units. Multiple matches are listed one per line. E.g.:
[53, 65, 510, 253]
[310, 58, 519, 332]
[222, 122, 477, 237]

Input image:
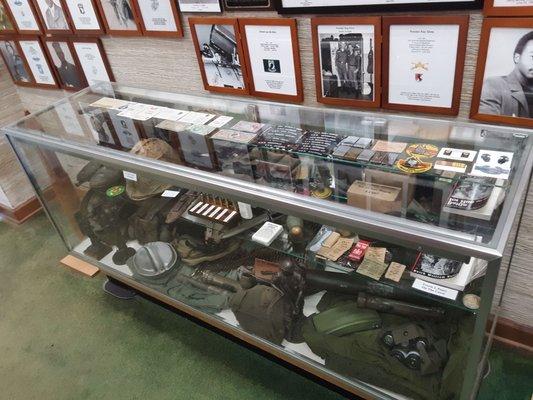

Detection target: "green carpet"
[0, 212, 531, 400]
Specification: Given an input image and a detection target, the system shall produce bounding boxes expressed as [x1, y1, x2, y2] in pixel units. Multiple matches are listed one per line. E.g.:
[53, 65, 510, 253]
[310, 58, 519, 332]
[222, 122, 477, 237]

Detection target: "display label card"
[208, 115, 234, 128]
[137, 0, 177, 32]
[434, 160, 467, 173]
[493, 0, 533, 6]
[117, 103, 162, 121]
[231, 120, 265, 133]
[244, 24, 297, 97]
[73, 42, 111, 86]
[282, 0, 475, 7]
[384, 262, 406, 282]
[372, 140, 408, 153]
[123, 171, 137, 181]
[156, 120, 191, 133]
[388, 24, 460, 108]
[90, 97, 132, 110]
[155, 108, 190, 121]
[5, 0, 39, 31]
[18, 40, 55, 85]
[178, 111, 215, 125]
[357, 247, 388, 280]
[177, 0, 222, 12]
[67, 0, 101, 30]
[437, 147, 477, 162]
[470, 150, 514, 180]
[211, 129, 257, 144]
[161, 190, 181, 198]
[412, 278, 458, 300]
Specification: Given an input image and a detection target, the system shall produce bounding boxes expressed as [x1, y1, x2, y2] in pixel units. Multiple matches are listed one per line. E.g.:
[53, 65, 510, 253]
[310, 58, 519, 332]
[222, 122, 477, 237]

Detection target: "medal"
[406, 143, 439, 159]
[396, 156, 432, 174]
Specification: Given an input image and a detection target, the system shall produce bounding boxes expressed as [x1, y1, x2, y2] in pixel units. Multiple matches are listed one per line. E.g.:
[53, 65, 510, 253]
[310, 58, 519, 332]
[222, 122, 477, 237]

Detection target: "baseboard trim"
[0, 196, 42, 224]
[488, 315, 533, 354]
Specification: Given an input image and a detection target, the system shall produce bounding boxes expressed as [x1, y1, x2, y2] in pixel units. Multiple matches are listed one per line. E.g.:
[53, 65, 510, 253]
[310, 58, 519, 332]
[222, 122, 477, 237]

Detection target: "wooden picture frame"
[311, 16, 381, 109]
[42, 36, 87, 91]
[133, 0, 183, 38]
[177, 0, 222, 13]
[0, 36, 35, 86]
[32, 0, 73, 35]
[382, 15, 469, 116]
[63, 0, 105, 35]
[189, 17, 249, 96]
[72, 37, 115, 87]
[0, 0, 17, 34]
[239, 18, 303, 103]
[471, 18, 533, 128]
[3, 0, 42, 34]
[94, 0, 141, 36]
[223, 0, 274, 11]
[17, 35, 60, 88]
[484, 0, 533, 16]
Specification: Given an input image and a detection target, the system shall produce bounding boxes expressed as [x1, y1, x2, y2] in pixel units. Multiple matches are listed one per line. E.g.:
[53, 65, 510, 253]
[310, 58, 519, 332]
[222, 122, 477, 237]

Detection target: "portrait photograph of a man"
[46, 41, 85, 90]
[0, 40, 32, 83]
[35, 0, 69, 31]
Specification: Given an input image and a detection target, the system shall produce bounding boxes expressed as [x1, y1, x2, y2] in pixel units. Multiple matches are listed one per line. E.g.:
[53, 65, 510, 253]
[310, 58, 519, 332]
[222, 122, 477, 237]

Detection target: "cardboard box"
[347, 180, 401, 214]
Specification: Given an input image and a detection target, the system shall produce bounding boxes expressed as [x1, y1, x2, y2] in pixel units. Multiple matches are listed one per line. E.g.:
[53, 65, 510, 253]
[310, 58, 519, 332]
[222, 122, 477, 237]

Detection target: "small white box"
[252, 222, 284, 246]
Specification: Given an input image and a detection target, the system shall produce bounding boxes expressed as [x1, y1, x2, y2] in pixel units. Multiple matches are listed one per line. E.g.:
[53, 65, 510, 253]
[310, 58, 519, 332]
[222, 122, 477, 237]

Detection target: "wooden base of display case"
[61, 255, 100, 277]
[0, 196, 42, 225]
[489, 316, 533, 353]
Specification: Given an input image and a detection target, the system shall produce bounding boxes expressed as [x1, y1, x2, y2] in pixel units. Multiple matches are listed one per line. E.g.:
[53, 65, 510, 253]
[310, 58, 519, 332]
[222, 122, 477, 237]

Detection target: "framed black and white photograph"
[471, 18, 533, 128]
[223, 0, 274, 11]
[18, 37, 59, 88]
[484, 0, 533, 16]
[189, 17, 249, 95]
[177, 0, 222, 13]
[0, 1, 16, 33]
[275, 0, 483, 14]
[134, 0, 183, 37]
[72, 38, 114, 86]
[44, 38, 86, 90]
[33, 0, 72, 34]
[64, 0, 105, 35]
[0, 39, 33, 85]
[95, 0, 140, 35]
[311, 17, 381, 109]
[4, 0, 41, 34]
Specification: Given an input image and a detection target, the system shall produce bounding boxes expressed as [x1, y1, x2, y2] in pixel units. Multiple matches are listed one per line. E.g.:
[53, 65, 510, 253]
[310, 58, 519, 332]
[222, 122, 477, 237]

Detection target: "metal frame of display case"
[3, 83, 533, 400]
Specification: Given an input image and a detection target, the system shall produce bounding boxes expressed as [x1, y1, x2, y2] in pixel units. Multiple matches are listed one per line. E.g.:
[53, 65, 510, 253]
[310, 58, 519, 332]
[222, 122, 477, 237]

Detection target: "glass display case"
[4, 82, 533, 400]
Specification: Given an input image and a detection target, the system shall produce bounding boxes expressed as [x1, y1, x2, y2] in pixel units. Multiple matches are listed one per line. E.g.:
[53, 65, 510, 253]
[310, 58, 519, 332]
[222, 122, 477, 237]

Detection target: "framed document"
[95, 0, 141, 35]
[484, 0, 533, 16]
[471, 18, 533, 128]
[311, 17, 381, 109]
[177, 0, 221, 12]
[0, 39, 33, 85]
[72, 38, 114, 86]
[134, 0, 183, 37]
[274, 0, 483, 14]
[33, 0, 72, 34]
[18, 37, 58, 88]
[223, 0, 274, 10]
[43, 38, 86, 90]
[4, 0, 41, 34]
[382, 16, 469, 115]
[239, 18, 302, 102]
[0, 1, 16, 34]
[64, 0, 105, 35]
[189, 17, 249, 95]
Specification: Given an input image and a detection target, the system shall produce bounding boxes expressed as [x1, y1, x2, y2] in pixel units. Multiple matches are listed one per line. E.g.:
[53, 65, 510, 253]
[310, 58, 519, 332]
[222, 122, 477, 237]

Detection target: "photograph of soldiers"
[0, 40, 31, 82]
[98, 0, 137, 30]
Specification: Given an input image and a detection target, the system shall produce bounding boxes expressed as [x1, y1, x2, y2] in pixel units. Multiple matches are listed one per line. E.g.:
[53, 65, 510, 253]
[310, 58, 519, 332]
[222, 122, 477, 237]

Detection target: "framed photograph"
[484, 0, 533, 16]
[64, 0, 105, 35]
[4, 0, 41, 34]
[0, 38, 33, 85]
[134, 0, 183, 37]
[274, 0, 483, 14]
[72, 38, 114, 86]
[44, 38, 86, 90]
[223, 0, 274, 10]
[471, 18, 533, 128]
[311, 17, 381, 109]
[0, 1, 17, 34]
[177, 0, 222, 13]
[33, 0, 72, 34]
[18, 37, 59, 88]
[382, 16, 469, 116]
[189, 17, 249, 95]
[95, 0, 140, 35]
[239, 18, 302, 103]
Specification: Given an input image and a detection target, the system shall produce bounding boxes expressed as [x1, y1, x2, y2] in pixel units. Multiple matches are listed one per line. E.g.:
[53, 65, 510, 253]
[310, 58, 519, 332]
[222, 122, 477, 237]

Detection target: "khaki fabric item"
[130, 138, 180, 163]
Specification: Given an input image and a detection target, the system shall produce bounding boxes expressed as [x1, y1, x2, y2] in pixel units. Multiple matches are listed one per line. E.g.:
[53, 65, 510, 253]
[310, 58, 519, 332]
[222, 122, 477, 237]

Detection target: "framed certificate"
[0, 39, 33, 85]
[0, 1, 16, 34]
[311, 17, 381, 109]
[239, 18, 302, 102]
[134, 0, 183, 37]
[4, 0, 41, 34]
[223, 0, 274, 10]
[274, 0, 483, 14]
[382, 16, 469, 115]
[189, 17, 249, 96]
[33, 0, 72, 34]
[64, 0, 105, 35]
[484, 0, 533, 16]
[177, 0, 222, 13]
[18, 37, 59, 88]
[471, 18, 533, 128]
[72, 38, 114, 87]
[94, 0, 141, 36]
[43, 37, 86, 90]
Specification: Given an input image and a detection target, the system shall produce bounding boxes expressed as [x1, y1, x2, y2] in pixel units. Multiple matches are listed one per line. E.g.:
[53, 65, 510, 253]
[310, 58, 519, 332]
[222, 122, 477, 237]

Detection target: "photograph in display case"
[45, 39, 86, 90]
[33, 0, 71, 34]
[18, 38, 58, 88]
[190, 18, 249, 95]
[72, 39, 114, 86]
[382, 16, 469, 115]
[177, 0, 222, 12]
[311, 17, 381, 109]
[64, 0, 105, 34]
[223, 0, 274, 10]
[239, 18, 302, 102]
[0, 1, 16, 33]
[134, 0, 182, 37]
[95, 0, 140, 35]
[4, 0, 41, 33]
[0, 39, 32, 84]
[484, 0, 533, 16]
[471, 18, 533, 127]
